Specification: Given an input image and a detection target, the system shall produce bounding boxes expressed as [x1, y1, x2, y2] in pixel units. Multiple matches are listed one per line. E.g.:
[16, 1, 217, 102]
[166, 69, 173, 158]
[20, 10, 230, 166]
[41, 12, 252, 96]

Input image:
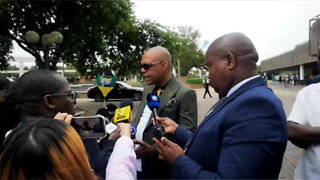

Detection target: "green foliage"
[126, 80, 143, 87]
[7, 65, 18, 70]
[131, 22, 205, 76]
[0, 73, 18, 80]
[64, 71, 80, 78]
[186, 77, 203, 84]
[0, 0, 205, 77]
[157, 26, 205, 76]
[174, 27, 205, 76]
[0, 0, 135, 74]
[257, 65, 261, 73]
[110, 19, 168, 76]
[0, 34, 13, 70]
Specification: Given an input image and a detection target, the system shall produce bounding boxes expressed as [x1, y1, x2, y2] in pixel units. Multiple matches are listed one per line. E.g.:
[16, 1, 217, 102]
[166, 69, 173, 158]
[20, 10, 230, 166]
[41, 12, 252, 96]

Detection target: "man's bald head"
[207, 32, 259, 63]
[143, 46, 172, 69]
[205, 32, 259, 98]
[141, 46, 173, 87]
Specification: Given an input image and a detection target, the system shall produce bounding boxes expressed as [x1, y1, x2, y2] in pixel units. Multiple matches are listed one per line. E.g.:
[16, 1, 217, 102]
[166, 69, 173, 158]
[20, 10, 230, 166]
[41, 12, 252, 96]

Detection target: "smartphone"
[71, 115, 107, 139]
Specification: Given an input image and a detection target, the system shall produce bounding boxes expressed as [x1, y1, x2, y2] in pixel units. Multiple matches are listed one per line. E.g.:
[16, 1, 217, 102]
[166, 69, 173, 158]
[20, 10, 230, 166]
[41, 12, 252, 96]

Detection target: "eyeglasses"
[140, 61, 163, 71]
[44, 92, 78, 104]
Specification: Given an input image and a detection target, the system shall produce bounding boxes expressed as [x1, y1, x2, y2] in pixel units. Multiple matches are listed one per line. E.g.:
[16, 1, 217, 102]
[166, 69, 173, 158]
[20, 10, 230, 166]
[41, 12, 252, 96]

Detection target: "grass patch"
[186, 77, 203, 84]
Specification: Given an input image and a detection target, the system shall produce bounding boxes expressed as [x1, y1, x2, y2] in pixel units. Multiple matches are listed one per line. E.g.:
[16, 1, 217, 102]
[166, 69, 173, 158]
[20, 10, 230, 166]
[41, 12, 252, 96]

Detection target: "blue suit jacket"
[172, 77, 287, 179]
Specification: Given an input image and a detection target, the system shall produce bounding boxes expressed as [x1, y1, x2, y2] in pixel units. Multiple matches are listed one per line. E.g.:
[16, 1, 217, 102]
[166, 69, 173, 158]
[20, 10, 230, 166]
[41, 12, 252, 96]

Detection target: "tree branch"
[5, 31, 43, 64]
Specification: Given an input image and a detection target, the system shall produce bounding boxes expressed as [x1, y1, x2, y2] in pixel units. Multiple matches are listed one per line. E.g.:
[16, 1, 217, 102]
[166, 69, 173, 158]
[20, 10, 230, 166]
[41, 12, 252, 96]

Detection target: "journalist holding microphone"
[0, 70, 137, 179]
[153, 33, 288, 179]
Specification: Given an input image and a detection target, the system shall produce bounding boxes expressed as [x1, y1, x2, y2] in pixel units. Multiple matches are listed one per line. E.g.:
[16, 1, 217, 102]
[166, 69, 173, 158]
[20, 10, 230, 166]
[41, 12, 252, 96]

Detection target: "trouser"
[203, 88, 212, 98]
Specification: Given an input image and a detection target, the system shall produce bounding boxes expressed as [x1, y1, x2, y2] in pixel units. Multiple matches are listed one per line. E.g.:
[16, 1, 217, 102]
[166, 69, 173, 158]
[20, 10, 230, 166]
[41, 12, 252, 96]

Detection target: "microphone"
[96, 103, 118, 135]
[96, 108, 111, 123]
[114, 105, 131, 124]
[96, 103, 117, 123]
[114, 99, 134, 123]
[114, 99, 136, 138]
[146, 94, 164, 140]
[120, 98, 133, 110]
[106, 103, 117, 118]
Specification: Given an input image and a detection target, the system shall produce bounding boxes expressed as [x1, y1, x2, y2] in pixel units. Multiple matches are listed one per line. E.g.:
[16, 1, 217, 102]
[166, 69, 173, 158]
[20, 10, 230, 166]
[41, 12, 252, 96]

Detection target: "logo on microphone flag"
[152, 95, 158, 101]
[131, 124, 136, 135]
[114, 106, 131, 123]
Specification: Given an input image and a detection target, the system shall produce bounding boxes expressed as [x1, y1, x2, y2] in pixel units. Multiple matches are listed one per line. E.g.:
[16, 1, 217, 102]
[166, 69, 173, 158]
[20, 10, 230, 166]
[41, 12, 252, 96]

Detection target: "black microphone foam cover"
[96, 108, 109, 117]
[120, 98, 133, 110]
[106, 103, 117, 113]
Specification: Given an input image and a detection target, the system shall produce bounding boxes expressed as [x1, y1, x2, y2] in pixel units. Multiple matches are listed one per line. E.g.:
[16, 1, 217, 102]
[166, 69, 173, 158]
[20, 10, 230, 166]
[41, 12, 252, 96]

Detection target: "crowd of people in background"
[270, 73, 320, 87]
[0, 32, 319, 179]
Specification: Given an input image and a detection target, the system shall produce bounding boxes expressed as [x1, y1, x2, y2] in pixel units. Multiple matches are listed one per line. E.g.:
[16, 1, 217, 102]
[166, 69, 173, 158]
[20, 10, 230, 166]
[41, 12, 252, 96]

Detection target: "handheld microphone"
[120, 98, 133, 110]
[96, 108, 111, 123]
[146, 94, 164, 140]
[114, 99, 134, 123]
[96, 103, 118, 135]
[96, 103, 117, 122]
[114, 99, 136, 138]
[105, 103, 117, 118]
[114, 106, 131, 123]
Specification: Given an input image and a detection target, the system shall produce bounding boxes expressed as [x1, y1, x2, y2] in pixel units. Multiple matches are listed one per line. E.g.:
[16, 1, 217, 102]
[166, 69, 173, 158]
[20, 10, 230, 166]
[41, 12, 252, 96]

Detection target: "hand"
[54, 112, 73, 124]
[133, 140, 152, 159]
[152, 137, 184, 166]
[153, 117, 178, 134]
[117, 123, 131, 137]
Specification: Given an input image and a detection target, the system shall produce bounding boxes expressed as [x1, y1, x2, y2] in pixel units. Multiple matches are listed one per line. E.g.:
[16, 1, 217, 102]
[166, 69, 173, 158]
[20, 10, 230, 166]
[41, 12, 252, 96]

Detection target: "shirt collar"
[226, 75, 260, 97]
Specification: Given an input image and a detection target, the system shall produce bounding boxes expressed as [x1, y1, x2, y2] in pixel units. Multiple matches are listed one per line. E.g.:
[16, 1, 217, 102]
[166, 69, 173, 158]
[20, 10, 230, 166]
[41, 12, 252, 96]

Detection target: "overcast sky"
[132, 0, 320, 64]
[11, 0, 320, 65]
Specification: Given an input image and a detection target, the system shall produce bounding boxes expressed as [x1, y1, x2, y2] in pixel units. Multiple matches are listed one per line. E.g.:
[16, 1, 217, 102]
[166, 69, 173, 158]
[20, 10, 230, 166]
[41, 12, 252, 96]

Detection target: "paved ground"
[269, 83, 304, 180]
[76, 82, 306, 179]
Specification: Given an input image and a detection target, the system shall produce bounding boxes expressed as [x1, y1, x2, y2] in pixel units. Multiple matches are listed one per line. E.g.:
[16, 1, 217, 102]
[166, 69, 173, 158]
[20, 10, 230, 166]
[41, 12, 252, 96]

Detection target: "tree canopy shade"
[165, 26, 205, 76]
[0, 34, 13, 70]
[0, 0, 205, 77]
[130, 21, 205, 76]
[0, 0, 136, 75]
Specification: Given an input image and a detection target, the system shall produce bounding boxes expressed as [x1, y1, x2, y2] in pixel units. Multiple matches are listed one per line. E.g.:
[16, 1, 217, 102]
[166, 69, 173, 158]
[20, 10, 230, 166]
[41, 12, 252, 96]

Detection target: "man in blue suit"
[153, 32, 287, 179]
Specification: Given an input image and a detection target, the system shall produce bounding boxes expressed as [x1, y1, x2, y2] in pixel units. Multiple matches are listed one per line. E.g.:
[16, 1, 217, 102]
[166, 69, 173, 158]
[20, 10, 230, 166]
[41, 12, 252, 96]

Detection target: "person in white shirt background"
[287, 82, 320, 179]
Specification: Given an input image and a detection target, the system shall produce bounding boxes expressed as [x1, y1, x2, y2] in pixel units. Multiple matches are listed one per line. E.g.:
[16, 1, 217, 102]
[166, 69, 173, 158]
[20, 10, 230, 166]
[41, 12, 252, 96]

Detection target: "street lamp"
[25, 30, 63, 69]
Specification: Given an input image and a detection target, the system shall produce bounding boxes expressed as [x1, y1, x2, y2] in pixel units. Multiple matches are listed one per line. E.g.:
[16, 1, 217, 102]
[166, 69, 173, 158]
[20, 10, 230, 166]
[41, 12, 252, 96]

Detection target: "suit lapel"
[158, 76, 180, 114]
[146, 76, 181, 128]
[200, 77, 266, 129]
[185, 76, 266, 153]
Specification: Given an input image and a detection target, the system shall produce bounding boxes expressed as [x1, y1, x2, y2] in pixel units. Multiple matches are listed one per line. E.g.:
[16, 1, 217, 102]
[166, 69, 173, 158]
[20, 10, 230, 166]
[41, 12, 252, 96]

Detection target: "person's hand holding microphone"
[151, 117, 184, 166]
[152, 116, 179, 134]
[117, 123, 132, 138]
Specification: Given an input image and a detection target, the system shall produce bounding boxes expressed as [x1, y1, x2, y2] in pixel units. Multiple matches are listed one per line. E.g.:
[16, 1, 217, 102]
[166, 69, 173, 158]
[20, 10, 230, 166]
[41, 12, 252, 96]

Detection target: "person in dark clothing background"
[203, 76, 212, 98]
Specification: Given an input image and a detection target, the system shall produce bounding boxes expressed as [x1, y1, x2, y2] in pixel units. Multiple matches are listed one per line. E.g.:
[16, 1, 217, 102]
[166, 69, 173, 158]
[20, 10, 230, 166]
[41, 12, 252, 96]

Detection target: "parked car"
[87, 81, 143, 102]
